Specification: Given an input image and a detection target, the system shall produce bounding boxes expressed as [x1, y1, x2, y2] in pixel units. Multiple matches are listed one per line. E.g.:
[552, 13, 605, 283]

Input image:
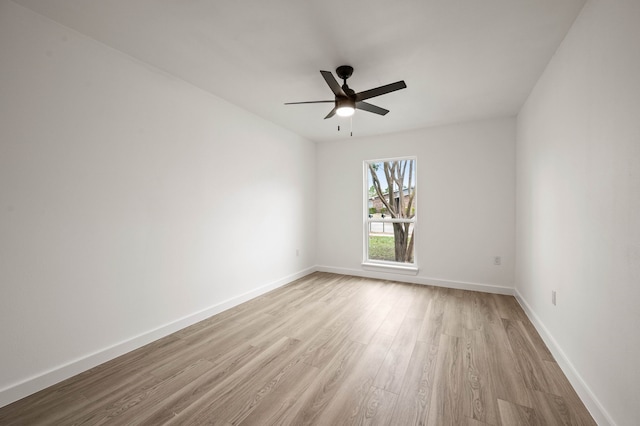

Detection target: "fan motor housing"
[336, 97, 355, 109]
[336, 65, 354, 80]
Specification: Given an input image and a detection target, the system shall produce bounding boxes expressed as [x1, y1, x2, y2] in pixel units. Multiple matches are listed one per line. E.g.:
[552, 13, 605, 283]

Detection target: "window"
[364, 157, 417, 271]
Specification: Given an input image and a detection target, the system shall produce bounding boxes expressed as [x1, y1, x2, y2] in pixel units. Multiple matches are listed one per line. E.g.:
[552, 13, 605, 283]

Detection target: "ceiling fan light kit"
[285, 65, 406, 120]
[336, 98, 356, 117]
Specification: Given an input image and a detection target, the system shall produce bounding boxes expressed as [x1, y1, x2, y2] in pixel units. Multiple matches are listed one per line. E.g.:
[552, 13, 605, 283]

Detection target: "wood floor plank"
[77, 334, 184, 392]
[389, 339, 439, 425]
[0, 336, 181, 424]
[0, 390, 91, 426]
[375, 283, 414, 337]
[520, 319, 556, 362]
[58, 372, 163, 425]
[165, 337, 302, 425]
[541, 361, 597, 426]
[179, 314, 265, 347]
[426, 333, 465, 426]
[314, 332, 394, 425]
[298, 286, 391, 370]
[376, 305, 408, 337]
[502, 318, 559, 395]
[303, 326, 356, 369]
[92, 359, 214, 425]
[373, 315, 421, 394]
[468, 290, 500, 329]
[492, 293, 529, 322]
[497, 398, 538, 425]
[219, 350, 314, 425]
[460, 328, 499, 425]
[417, 287, 445, 345]
[250, 299, 330, 344]
[348, 299, 393, 345]
[481, 320, 533, 409]
[464, 417, 493, 426]
[237, 362, 321, 425]
[139, 344, 267, 425]
[528, 389, 584, 426]
[442, 289, 468, 338]
[345, 386, 398, 426]
[270, 339, 368, 425]
[406, 284, 432, 319]
[0, 273, 595, 425]
[265, 279, 337, 317]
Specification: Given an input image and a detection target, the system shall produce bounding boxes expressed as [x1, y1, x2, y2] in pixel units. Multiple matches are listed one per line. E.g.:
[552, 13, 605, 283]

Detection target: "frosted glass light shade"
[336, 106, 355, 117]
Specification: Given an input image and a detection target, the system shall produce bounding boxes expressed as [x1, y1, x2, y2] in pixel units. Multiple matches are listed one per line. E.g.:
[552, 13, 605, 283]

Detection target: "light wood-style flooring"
[0, 272, 596, 425]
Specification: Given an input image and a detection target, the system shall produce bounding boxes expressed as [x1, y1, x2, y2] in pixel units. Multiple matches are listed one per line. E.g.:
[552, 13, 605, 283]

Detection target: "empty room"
[0, 0, 638, 424]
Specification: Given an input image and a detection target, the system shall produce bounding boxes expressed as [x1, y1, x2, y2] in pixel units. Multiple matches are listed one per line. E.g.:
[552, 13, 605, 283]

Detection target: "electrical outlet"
[494, 256, 501, 266]
[552, 290, 557, 306]
[296, 248, 299, 257]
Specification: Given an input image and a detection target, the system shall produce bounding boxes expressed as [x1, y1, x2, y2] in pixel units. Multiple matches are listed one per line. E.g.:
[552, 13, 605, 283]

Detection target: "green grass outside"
[368, 236, 396, 261]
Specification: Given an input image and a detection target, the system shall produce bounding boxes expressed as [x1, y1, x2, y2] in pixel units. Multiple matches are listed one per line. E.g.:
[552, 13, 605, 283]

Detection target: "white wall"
[515, 0, 640, 424]
[316, 117, 516, 292]
[0, 0, 316, 406]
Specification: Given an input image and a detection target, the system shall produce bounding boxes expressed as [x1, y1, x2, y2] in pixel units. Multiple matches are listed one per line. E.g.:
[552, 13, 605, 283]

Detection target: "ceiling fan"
[285, 65, 407, 119]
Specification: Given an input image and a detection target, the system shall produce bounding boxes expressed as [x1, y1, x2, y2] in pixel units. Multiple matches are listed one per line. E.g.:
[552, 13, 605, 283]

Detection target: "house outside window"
[364, 157, 417, 271]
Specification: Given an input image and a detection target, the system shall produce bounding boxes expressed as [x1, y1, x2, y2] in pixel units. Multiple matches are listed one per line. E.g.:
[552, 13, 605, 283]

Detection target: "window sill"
[362, 262, 419, 276]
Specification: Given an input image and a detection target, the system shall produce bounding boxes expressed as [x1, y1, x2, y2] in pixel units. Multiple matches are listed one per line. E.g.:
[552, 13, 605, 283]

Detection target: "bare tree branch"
[369, 164, 394, 214]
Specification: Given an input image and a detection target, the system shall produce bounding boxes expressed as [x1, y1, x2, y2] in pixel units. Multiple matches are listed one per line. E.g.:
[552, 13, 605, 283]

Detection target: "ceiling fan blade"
[321, 70, 347, 97]
[355, 81, 407, 102]
[284, 100, 334, 105]
[324, 106, 337, 119]
[356, 101, 389, 116]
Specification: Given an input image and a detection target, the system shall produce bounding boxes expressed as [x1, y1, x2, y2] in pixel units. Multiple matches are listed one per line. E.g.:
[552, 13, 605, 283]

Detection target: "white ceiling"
[14, 0, 586, 142]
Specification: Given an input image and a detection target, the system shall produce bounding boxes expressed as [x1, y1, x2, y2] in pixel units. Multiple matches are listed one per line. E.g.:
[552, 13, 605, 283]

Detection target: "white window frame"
[362, 156, 418, 275]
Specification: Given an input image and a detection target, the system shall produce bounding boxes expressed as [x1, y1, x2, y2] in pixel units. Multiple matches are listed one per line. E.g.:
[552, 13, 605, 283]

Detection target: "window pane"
[366, 158, 416, 265]
[367, 159, 416, 220]
[367, 224, 414, 263]
[368, 234, 396, 262]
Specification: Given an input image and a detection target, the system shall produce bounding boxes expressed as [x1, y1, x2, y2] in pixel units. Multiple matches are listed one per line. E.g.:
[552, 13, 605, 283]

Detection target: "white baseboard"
[315, 265, 514, 295]
[0, 266, 316, 409]
[514, 290, 616, 426]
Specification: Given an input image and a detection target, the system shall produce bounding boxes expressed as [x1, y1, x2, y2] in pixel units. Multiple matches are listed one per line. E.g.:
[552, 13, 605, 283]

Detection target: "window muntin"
[364, 157, 416, 266]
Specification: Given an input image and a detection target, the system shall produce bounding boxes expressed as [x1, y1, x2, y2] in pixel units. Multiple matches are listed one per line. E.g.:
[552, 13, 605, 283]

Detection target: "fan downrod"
[336, 65, 353, 81]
